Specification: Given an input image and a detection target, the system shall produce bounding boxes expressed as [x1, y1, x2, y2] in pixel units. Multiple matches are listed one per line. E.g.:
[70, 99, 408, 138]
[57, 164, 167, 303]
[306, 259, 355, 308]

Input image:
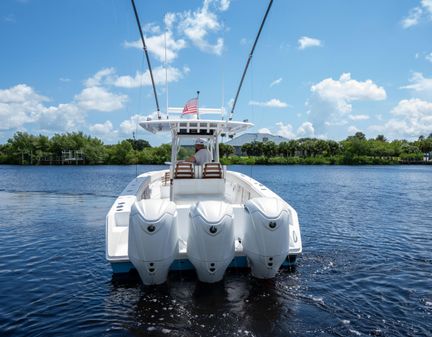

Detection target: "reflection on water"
[0, 165, 431, 336]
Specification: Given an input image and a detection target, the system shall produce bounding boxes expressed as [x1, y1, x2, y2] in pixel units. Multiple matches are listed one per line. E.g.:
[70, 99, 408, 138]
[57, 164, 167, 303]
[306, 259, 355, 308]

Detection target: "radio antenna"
[131, 0, 161, 119]
[229, 0, 273, 120]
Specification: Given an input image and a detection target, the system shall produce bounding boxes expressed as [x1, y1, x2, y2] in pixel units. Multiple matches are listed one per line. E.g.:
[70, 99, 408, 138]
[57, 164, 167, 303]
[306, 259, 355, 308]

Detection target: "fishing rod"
[229, 0, 273, 121]
[131, 0, 161, 119]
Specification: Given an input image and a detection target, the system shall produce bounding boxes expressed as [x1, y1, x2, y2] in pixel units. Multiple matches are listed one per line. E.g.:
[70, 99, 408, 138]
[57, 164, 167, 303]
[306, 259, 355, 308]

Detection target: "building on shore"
[226, 132, 289, 155]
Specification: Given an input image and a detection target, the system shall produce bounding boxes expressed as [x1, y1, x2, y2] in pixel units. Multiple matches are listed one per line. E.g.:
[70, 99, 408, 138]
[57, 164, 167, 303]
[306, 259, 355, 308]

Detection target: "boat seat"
[203, 163, 222, 179]
[175, 162, 194, 179]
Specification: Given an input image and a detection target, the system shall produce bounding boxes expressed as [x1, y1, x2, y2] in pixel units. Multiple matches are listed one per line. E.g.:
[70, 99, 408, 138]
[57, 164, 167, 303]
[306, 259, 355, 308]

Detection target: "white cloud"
[298, 36, 322, 50]
[422, 0, 432, 16]
[349, 114, 370, 121]
[0, 84, 47, 129]
[36, 103, 85, 131]
[176, 0, 227, 55]
[75, 86, 127, 112]
[89, 120, 114, 135]
[275, 122, 296, 138]
[370, 98, 432, 138]
[296, 122, 315, 137]
[120, 114, 154, 135]
[249, 98, 289, 108]
[347, 125, 360, 134]
[113, 66, 189, 88]
[311, 73, 386, 113]
[401, 0, 432, 28]
[270, 78, 282, 87]
[258, 127, 271, 134]
[219, 0, 231, 11]
[124, 31, 186, 63]
[401, 6, 423, 28]
[401, 72, 432, 93]
[426, 52, 432, 63]
[270, 121, 316, 139]
[84, 68, 116, 87]
[0, 84, 85, 132]
[308, 73, 386, 134]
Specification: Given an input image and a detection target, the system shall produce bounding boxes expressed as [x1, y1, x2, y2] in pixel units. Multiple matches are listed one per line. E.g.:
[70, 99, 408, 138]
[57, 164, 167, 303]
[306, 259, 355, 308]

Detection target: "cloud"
[89, 120, 114, 135]
[311, 73, 386, 112]
[126, 0, 229, 61]
[401, 72, 432, 93]
[349, 114, 370, 121]
[258, 127, 271, 134]
[124, 31, 186, 63]
[75, 86, 127, 112]
[308, 73, 386, 134]
[270, 78, 282, 87]
[120, 114, 154, 135]
[347, 125, 360, 134]
[401, 0, 432, 28]
[275, 122, 296, 138]
[0, 84, 85, 132]
[426, 52, 432, 63]
[369, 98, 432, 138]
[249, 98, 289, 108]
[296, 122, 315, 137]
[175, 0, 228, 55]
[84, 68, 115, 87]
[0, 84, 47, 130]
[113, 66, 189, 88]
[401, 6, 423, 28]
[298, 36, 322, 50]
[265, 121, 316, 139]
[36, 103, 85, 131]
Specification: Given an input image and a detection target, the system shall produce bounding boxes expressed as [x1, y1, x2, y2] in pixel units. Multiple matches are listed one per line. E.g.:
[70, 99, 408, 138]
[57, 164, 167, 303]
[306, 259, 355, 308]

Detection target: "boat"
[105, 0, 302, 285]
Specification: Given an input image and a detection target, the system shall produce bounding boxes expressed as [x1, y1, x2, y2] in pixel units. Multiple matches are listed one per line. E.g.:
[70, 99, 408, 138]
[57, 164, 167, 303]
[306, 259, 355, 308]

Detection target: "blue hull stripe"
[111, 255, 297, 274]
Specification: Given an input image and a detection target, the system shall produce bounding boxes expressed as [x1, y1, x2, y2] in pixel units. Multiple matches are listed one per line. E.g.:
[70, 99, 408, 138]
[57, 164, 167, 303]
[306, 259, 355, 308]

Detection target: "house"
[225, 132, 289, 155]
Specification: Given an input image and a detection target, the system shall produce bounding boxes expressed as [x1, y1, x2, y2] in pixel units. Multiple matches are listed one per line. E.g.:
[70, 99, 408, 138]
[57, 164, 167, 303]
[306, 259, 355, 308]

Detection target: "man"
[187, 138, 212, 165]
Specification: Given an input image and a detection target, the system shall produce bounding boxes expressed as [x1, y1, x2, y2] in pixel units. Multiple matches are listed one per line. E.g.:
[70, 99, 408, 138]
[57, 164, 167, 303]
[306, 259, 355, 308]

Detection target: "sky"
[1, 0, 432, 145]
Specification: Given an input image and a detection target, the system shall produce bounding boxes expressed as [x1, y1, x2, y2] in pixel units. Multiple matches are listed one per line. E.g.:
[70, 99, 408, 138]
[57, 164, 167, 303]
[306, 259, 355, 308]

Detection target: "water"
[0, 165, 431, 336]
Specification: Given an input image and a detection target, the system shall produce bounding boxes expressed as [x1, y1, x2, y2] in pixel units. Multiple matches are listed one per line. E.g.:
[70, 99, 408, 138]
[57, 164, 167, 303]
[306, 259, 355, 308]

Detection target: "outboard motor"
[128, 199, 178, 285]
[243, 197, 290, 278]
[187, 201, 234, 283]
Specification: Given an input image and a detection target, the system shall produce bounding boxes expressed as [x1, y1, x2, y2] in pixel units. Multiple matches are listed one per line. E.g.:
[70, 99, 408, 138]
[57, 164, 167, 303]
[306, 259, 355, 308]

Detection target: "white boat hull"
[106, 169, 302, 285]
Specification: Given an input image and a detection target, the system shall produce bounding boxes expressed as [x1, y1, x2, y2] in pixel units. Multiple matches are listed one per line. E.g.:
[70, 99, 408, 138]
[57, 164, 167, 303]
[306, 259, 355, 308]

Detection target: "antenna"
[130, 0, 161, 119]
[164, 27, 169, 119]
[229, 0, 273, 120]
[197, 91, 200, 120]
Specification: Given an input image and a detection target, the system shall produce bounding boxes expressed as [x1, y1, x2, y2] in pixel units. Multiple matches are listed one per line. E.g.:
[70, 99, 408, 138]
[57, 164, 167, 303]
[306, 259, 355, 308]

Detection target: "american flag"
[182, 97, 198, 115]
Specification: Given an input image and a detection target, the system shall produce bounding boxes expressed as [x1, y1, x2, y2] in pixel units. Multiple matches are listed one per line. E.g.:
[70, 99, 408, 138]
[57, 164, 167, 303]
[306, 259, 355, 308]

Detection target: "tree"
[376, 134, 387, 142]
[219, 143, 234, 157]
[126, 138, 151, 151]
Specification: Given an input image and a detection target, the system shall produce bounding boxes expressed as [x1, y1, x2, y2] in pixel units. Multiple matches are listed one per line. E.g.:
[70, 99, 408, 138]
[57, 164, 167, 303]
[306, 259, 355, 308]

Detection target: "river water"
[0, 165, 431, 336]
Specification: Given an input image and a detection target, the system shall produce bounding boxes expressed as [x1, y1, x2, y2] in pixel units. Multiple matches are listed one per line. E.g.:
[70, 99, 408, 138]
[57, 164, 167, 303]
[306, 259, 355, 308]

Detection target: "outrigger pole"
[229, 0, 273, 121]
[131, 0, 161, 120]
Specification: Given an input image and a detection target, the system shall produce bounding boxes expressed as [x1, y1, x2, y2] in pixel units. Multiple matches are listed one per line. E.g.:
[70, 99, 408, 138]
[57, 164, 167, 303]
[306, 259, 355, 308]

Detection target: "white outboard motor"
[187, 201, 234, 283]
[243, 197, 290, 279]
[128, 199, 178, 285]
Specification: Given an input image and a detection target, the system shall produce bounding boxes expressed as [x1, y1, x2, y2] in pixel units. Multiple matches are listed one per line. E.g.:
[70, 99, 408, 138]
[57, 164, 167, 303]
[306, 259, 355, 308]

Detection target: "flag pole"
[196, 91, 200, 120]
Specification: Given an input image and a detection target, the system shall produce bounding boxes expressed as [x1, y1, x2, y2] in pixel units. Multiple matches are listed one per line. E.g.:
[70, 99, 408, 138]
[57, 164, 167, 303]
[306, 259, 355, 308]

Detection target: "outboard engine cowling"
[243, 197, 290, 279]
[187, 201, 234, 283]
[128, 199, 178, 285]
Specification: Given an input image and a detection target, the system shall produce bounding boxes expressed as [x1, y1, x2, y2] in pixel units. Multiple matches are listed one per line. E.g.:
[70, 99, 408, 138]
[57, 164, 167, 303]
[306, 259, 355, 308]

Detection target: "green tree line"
[0, 131, 431, 165]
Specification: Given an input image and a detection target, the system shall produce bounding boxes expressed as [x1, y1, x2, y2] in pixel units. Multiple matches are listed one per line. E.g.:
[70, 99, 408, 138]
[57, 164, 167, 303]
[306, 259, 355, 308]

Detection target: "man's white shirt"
[194, 149, 212, 165]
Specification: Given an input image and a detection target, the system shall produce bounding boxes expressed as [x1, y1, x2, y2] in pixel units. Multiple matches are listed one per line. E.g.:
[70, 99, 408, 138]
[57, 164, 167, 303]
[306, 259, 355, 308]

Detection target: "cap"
[195, 138, 206, 145]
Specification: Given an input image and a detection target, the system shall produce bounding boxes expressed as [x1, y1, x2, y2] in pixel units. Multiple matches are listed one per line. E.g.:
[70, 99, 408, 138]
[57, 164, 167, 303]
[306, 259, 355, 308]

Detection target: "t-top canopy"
[140, 119, 253, 136]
